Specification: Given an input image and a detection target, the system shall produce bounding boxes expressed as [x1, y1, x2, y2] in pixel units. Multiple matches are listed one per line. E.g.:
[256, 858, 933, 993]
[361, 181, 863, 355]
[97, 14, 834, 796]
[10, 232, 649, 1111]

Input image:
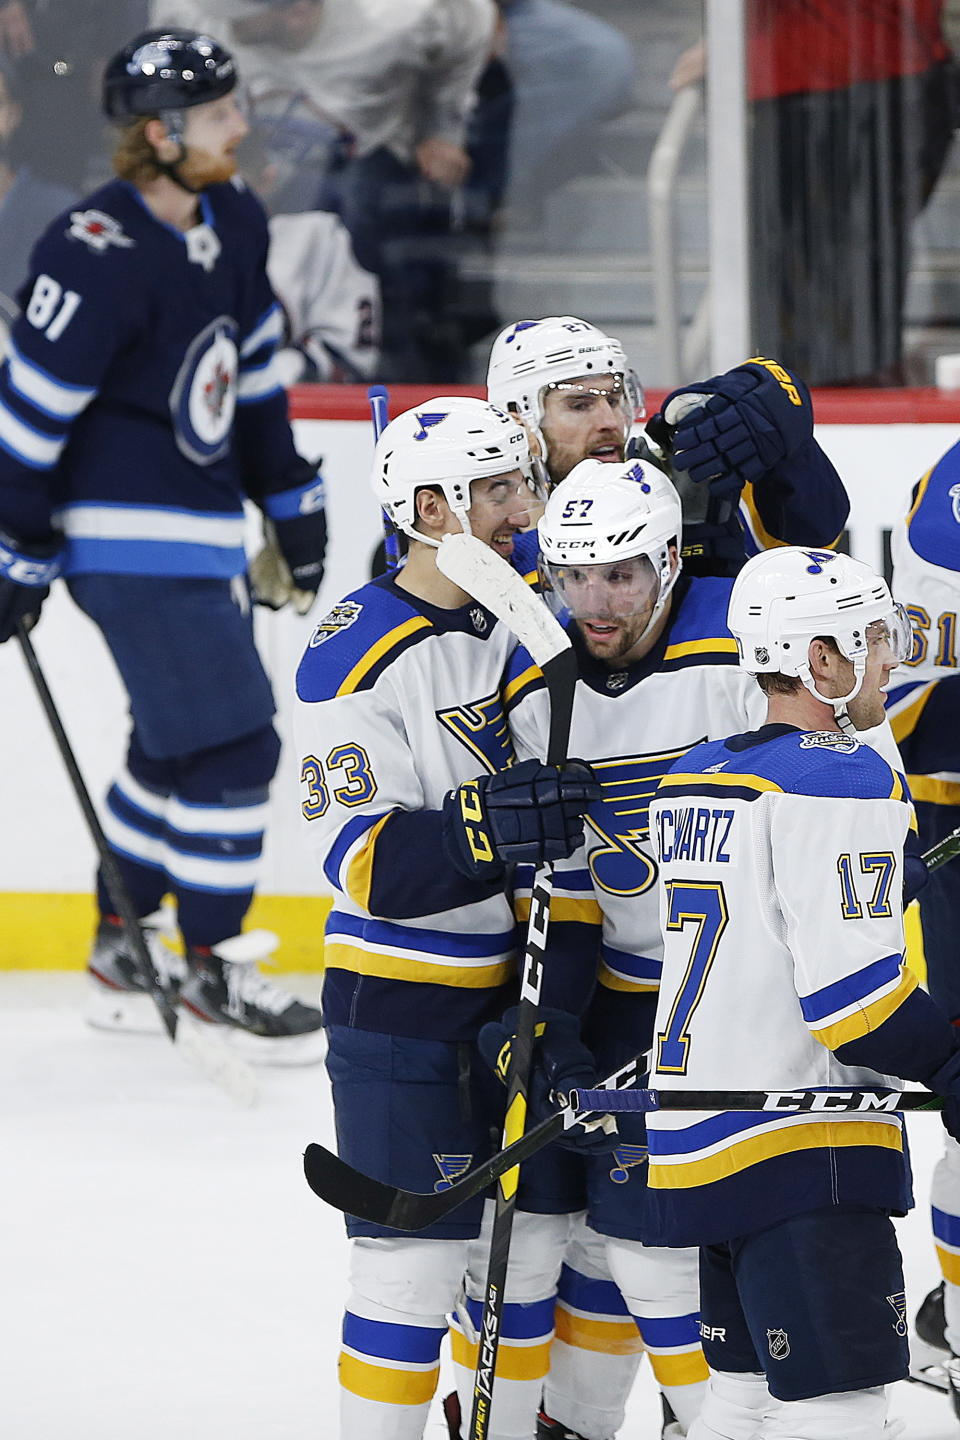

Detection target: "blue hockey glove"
[259, 472, 327, 613]
[655, 357, 814, 499]
[478, 1006, 617, 1153]
[441, 759, 601, 882]
[0, 530, 62, 643]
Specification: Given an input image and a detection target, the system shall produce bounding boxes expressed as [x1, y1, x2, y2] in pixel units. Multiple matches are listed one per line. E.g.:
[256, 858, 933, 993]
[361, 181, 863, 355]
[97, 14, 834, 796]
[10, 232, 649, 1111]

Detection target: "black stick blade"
[302, 1144, 451, 1231]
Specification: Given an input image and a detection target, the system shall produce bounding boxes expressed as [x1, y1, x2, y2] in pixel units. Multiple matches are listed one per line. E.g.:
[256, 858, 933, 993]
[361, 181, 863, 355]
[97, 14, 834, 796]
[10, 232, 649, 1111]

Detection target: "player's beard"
[176, 147, 238, 190]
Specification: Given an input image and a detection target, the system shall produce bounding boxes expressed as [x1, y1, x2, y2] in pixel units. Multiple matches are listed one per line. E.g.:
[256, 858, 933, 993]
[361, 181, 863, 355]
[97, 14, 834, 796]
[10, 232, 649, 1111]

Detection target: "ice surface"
[2, 973, 955, 1438]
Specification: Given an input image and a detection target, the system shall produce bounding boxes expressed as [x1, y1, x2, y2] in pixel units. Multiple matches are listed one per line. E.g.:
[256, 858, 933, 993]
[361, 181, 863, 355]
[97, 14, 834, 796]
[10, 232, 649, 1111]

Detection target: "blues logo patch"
[309, 601, 363, 647]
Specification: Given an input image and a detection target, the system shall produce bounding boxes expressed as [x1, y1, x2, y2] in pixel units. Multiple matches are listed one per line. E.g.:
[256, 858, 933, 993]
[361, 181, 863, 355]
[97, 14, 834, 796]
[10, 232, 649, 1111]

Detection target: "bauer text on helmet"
[486, 316, 645, 487]
[372, 398, 534, 552]
[538, 457, 682, 663]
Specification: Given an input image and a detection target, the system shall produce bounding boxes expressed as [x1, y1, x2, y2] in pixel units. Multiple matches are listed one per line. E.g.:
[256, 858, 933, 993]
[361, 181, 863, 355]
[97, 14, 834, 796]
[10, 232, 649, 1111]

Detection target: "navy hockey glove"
[441, 759, 601, 882]
[478, 1006, 617, 1153]
[654, 357, 813, 499]
[0, 530, 62, 643]
[259, 472, 327, 613]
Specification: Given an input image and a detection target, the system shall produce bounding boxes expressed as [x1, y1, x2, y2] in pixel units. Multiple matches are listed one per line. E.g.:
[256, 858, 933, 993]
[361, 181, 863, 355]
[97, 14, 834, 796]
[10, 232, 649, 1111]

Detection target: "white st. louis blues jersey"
[645, 726, 917, 1247]
[504, 577, 766, 1005]
[887, 441, 960, 803]
[294, 573, 519, 1041]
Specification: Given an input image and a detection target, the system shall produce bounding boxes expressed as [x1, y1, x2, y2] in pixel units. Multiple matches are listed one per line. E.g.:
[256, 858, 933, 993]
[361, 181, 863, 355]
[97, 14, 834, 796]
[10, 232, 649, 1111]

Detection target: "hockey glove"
[258, 473, 327, 613]
[653, 357, 813, 499]
[441, 758, 601, 882]
[478, 1005, 617, 1153]
[0, 530, 62, 643]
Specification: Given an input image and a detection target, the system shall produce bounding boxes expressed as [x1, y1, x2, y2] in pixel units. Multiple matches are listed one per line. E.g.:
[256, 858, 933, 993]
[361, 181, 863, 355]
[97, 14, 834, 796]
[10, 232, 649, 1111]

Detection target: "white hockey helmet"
[486, 316, 645, 482]
[538, 457, 682, 632]
[728, 547, 912, 726]
[372, 396, 534, 545]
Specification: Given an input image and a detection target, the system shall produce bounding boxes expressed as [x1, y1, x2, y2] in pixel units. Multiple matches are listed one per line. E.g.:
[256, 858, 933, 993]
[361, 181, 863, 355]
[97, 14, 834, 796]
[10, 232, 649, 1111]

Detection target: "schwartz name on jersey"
[294, 574, 520, 1042]
[0, 177, 319, 574]
[646, 726, 919, 1248]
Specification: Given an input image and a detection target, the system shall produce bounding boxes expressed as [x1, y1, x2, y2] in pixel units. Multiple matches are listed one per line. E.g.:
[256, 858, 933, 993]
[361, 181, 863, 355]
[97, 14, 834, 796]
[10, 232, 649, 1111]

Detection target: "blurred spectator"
[0, 53, 77, 333]
[498, 0, 636, 208]
[151, 0, 498, 380]
[240, 126, 380, 383]
[0, 2, 152, 189]
[673, 0, 958, 386]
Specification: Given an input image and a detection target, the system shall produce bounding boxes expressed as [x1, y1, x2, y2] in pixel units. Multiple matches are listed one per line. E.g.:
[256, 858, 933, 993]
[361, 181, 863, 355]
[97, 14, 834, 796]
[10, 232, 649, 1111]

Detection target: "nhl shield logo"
[950, 482, 960, 524]
[767, 1328, 790, 1360]
[433, 1154, 472, 1192]
[470, 606, 488, 634]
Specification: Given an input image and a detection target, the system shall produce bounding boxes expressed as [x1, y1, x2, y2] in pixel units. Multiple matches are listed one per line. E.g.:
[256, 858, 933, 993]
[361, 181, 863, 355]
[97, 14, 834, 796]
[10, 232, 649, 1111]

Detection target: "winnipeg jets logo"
[609, 1144, 648, 1183]
[413, 412, 447, 441]
[950, 482, 960, 524]
[169, 316, 238, 466]
[67, 209, 134, 253]
[433, 1154, 472, 1192]
[802, 549, 836, 575]
[204, 357, 232, 422]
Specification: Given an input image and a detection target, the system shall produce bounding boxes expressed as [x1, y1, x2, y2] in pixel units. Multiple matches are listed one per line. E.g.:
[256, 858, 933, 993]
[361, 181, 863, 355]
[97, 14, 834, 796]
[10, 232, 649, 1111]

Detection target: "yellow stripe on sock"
[553, 1307, 645, 1356]
[647, 1349, 711, 1387]
[936, 1244, 960, 1286]
[450, 1327, 551, 1381]
[338, 1352, 438, 1406]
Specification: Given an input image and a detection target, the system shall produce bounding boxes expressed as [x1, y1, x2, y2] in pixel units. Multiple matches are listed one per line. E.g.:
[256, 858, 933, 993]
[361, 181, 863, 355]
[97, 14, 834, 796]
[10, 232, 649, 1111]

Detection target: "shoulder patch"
[309, 600, 364, 648]
[67, 209, 134, 253]
[798, 731, 861, 753]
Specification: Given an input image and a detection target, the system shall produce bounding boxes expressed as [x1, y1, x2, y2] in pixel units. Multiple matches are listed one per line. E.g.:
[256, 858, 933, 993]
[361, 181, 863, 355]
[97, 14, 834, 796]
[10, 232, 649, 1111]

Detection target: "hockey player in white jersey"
[883, 441, 960, 1405]
[642, 546, 960, 1440]
[485, 317, 850, 581]
[293, 397, 600, 1440]
[465, 458, 766, 1440]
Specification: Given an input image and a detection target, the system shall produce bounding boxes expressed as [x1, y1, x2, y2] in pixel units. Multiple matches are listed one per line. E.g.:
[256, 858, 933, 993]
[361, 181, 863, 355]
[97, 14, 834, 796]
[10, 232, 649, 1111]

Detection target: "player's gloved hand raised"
[651, 357, 813, 500]
[0, 529, 62, 643]
[441, 758, 601, 882]
[478, 1005, 617, 1153]
[255, 472, 327, 615]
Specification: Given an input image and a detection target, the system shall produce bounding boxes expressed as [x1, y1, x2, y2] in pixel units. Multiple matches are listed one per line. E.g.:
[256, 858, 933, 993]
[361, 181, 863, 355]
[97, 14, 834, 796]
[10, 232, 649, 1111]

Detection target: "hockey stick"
[16, 622, 257, 1106]
[302, 1061, 941, 1230]
[923, 824, 960, 873]
[368, 384, 401, 571]
[434, 533, 579, 1437]
[303, 1054, 647, 1231]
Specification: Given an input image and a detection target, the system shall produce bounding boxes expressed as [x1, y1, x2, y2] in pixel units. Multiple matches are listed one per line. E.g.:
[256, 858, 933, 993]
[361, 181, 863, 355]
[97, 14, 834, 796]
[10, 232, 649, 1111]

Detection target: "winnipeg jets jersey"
[0, 178, 316, 576]
[505, 577, 766, 1003]
[887, 442, 960, 799]
[645, 726, 916, 1247]
[294, 574, 519, 1041]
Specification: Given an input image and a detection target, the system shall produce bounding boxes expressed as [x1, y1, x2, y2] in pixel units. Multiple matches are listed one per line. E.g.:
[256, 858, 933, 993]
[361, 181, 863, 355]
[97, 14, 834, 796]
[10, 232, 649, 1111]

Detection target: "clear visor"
[542, 552, 661, 620]
[863, 605, 913, 665]
[542, 370, 646, 428]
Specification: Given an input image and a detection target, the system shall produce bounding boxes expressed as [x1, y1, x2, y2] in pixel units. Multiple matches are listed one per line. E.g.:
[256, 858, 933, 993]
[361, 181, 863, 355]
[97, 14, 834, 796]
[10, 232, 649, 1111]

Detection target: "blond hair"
[112, 118, 163, 185]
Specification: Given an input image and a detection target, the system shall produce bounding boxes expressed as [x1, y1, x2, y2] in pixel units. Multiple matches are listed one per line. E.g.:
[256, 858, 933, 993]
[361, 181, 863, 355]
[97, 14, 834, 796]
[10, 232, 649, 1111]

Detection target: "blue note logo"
[802, 550, 836, 575]
[433, 1154, 472, 1192]
[609, 1144, 648, 1183]
[887, 1292, 908, 1337]
[504, 320, 539, 344]
[413, 412, 448, 441]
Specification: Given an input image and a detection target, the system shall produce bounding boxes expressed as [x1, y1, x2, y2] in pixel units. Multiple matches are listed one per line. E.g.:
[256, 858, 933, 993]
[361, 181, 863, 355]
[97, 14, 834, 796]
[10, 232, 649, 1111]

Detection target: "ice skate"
[86, 908, 185, 1034]
[179, 929, 325, 1065]
[537, 1412, 612, 1440]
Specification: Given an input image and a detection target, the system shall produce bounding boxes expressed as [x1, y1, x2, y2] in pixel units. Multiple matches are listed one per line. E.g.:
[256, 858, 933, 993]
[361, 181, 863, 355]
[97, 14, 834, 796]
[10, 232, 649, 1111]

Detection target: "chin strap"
[798, 656, 867, 733]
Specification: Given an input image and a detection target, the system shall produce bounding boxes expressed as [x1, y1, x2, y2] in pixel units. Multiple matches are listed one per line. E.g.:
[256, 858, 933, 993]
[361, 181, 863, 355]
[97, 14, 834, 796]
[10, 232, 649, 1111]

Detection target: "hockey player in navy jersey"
[638, 546, 960, 1440]
[485, 316, 850, 581]
[883, 441, 960, 1406]
[0, 29, 328, 1054]
[293, 396, 600, 1440]
[473, 458, 763, 1440]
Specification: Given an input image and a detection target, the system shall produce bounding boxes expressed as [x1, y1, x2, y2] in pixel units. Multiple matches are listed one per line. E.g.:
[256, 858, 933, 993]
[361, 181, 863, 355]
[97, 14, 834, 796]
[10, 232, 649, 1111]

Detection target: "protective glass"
[542, 553, 661, 619]
[865, 605, 913, 664]
[542, 369, 646, 427]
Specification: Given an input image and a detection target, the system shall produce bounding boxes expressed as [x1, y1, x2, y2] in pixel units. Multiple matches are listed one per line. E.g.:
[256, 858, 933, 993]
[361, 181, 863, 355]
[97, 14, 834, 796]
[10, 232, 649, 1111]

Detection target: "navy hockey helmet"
[103, 29, 237, 122]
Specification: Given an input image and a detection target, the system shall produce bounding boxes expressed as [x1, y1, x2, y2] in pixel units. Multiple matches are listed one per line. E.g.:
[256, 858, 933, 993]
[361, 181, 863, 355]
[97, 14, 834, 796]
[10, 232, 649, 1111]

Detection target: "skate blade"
[175, 1015, 259, 1106]
[222, 1025, 327, 1068]
[86, 978, 169, 1036]
[907, 1361, 950, 1393]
